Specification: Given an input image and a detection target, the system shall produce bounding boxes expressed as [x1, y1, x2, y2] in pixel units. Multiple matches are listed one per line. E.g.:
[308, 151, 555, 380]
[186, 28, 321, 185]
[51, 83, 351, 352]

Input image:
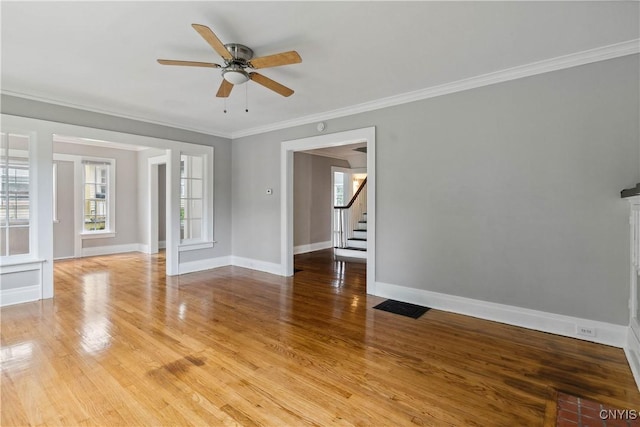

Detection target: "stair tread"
[347, 237, 367, 241]
[339, 247, 367, 252]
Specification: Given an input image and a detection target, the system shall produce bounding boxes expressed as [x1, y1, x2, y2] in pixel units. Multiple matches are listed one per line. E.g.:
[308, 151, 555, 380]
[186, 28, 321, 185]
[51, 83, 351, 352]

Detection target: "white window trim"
[52, 162, 59, 223]
[80, 156, 116, 238]
[178, 150, 214, 252]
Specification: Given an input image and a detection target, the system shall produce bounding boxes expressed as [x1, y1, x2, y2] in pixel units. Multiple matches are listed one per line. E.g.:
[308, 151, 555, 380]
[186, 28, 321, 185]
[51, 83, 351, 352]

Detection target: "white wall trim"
[179, 256, 231, 275]
[233, 39, 640, 138]
[1, 89, 233, 140]
[625, 328, 640, 391]
[231, 256, 284, 276]
[81, 243, 143, 258]
[375, 281, 628, 348]
[177, 255, 289, 276]
[294, 240, 333, 255]
[0, 285, 42, 307]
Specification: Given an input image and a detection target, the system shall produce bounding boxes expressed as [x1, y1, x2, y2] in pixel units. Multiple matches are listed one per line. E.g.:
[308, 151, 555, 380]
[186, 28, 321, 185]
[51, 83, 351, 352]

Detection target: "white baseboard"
[230, 256, 284, 276]
[0, 285, 41, 307]
[82, 243, 144, 257]
[180, 255, 284, 276]
[375, 281, 627, 348]
[159, 240, 166, 249]
[179, 256, 231, 274]
[294, 240, 333, 255]
[626, 328, 640, 391]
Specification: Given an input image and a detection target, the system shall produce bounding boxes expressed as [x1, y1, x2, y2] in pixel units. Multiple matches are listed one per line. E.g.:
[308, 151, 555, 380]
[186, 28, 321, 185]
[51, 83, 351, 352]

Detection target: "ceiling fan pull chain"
[245, 84, 249, 113]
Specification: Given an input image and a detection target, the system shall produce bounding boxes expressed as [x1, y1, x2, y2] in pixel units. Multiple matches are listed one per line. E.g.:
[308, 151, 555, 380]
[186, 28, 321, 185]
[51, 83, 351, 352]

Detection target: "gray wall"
[53, 160, 74, 258]
[294, 152, 350, 247]
[1, 95, 233, 260]
[232, 55, 640, 325]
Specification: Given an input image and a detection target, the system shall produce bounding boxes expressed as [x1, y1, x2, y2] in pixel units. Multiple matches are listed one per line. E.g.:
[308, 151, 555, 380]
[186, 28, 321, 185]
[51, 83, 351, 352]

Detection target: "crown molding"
[2, 39, 638, 141]
[231, 38, 640, 139]
[0, 90, 233, 140]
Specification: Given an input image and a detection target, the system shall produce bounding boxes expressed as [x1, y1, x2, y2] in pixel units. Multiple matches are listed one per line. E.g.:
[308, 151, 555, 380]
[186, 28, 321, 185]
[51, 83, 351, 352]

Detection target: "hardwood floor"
[2, 249, 639, 426]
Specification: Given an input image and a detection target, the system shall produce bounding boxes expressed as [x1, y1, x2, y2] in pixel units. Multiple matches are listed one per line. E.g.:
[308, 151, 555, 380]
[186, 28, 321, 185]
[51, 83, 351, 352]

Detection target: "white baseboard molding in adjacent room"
[230, 256, 284, 276]
[294, 241, 333, 255]
[81, 243, 144, 258]
[159, 240, 166, 249]
[178, 256, 231, 275]
[375, 281, 627, 348]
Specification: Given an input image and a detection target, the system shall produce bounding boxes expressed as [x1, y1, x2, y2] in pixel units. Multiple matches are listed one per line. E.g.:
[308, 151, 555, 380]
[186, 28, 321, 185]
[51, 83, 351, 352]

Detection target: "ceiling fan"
[158, 24, 301, 98]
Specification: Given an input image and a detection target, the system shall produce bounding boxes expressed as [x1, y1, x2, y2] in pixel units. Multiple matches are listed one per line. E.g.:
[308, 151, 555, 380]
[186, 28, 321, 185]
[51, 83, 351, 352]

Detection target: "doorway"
[148, 155, 168, 254]
[331, 166, 367, 251]
[281, 126, 376, 294]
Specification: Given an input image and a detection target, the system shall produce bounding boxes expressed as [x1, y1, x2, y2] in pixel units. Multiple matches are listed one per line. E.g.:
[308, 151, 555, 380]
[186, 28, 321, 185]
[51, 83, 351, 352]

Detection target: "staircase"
[335, 212, 367, 259]
[334, 177, 367, 260]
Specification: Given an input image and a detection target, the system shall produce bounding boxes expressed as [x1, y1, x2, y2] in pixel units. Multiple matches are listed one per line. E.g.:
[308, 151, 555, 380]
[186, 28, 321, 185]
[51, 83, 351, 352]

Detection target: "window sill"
[178, 241, 215, 252]
[80, 231, 116, 240]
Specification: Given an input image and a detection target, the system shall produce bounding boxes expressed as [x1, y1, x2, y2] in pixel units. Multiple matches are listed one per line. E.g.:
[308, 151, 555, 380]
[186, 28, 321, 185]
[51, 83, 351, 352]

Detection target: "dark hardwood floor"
[1, 249, 638, 426]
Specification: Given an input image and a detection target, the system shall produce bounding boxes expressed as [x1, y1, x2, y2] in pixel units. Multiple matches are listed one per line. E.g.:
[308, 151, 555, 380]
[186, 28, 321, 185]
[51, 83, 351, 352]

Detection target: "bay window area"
[0, 133, 30, 257]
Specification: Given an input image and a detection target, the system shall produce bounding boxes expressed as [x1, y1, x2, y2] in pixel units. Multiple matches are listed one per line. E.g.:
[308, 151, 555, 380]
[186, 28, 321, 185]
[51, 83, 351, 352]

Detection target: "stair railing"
[333, 177, 367, 248]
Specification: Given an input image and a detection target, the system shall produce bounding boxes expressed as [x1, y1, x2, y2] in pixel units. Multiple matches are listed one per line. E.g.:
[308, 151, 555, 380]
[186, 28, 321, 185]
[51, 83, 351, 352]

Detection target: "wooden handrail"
[334, 177, 367, 210]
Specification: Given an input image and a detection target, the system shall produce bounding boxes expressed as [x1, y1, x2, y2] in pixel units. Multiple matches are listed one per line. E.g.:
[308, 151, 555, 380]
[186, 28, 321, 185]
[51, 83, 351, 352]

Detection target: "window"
[82, 159, 114, 235]
[333, 171, 345, 206]
[180, 154, 204, 242]
[0, 133, 30, 257]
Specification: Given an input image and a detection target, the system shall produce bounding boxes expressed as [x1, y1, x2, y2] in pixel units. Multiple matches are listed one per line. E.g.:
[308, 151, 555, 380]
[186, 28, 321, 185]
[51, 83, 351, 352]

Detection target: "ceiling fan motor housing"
[222, 43, 254, 84]
[225, 43, 253, 64]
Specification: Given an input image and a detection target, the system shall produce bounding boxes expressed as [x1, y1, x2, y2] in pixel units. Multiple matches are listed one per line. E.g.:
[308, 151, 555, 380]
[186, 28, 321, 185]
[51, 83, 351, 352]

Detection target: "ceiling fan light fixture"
[223, 68, 249, 85]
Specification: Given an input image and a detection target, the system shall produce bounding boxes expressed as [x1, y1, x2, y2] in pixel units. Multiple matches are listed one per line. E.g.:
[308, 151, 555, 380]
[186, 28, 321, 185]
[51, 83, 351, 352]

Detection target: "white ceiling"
[2, 2, 638, 139]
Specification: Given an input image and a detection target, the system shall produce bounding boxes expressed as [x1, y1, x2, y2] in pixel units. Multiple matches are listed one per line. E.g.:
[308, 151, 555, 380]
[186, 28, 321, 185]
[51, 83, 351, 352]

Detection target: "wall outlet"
[576, 325, 596, 337]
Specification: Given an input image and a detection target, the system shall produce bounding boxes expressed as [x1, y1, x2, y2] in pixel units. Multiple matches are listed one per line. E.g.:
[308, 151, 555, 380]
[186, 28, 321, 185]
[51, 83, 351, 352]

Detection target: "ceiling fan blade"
[157, 59, 221, 68]
[250, 51, 302, 69]
[192, 24, 232, 60]
[216, 79, 234, 98]
[249, 72, 294, 97]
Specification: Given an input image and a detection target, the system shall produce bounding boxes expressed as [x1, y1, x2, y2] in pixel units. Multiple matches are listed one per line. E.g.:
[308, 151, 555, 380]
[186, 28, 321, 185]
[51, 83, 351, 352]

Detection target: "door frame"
[280, 126, 376, 295]
[147, 154, 167, 254]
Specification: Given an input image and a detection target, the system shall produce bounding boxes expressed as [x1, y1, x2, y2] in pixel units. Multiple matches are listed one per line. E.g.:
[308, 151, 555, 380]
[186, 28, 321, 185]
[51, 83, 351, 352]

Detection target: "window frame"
[79, 157, 116, 239]
[0, 132, 33, 261]
[177, 150, 213, 252]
